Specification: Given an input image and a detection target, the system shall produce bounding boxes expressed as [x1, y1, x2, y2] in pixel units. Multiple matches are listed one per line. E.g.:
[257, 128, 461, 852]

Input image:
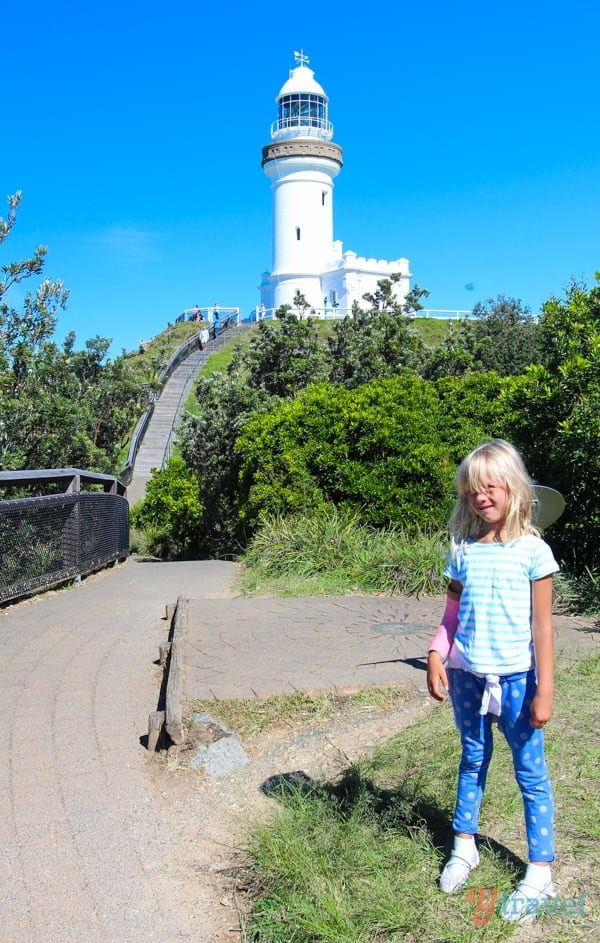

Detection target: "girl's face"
[467, 476, 509, 529]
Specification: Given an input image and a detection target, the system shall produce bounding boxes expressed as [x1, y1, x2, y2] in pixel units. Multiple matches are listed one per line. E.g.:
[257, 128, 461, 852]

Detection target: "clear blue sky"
[4, 0, 599, 356]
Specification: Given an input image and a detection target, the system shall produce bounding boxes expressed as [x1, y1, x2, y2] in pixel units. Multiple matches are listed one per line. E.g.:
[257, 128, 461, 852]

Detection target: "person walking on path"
[199, 326, 210, 349]
[426, 439, 559, 924]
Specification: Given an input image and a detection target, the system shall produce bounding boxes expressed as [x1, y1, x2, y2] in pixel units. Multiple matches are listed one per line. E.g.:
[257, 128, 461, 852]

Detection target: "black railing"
[0, 469, 128, 604]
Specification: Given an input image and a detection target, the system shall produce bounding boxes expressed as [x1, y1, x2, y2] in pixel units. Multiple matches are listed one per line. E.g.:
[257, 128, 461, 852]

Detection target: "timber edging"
[148, 594, 187, 751]
[165, 595, 187, 745]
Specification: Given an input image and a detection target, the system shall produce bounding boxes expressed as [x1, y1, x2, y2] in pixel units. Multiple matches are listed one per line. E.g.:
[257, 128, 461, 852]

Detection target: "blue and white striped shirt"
[444, 535, 559, 675]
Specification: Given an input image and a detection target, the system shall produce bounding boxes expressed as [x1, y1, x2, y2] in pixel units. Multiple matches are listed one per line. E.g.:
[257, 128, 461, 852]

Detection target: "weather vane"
[293, 49, 310, 68]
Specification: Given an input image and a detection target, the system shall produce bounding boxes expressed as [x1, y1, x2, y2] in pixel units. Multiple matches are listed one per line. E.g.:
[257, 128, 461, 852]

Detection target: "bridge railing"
[0, 469, 128, 605]
[244, 306, 473, 322]
[175, 306, 241, 326]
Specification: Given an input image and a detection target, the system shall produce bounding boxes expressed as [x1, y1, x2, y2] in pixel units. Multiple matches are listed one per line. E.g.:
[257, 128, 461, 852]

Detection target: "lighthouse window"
[296, 227, 301, 240]
[322, 191, 326, 206]
[278, 94, 328, 131]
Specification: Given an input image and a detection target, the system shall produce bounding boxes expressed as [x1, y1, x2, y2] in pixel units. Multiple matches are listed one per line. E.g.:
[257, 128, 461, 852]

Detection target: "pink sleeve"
[428, 595, 459, 659]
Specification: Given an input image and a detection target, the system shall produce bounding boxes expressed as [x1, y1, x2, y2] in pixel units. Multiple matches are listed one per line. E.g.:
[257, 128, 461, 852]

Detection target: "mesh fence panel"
[0, 492, 129, 604]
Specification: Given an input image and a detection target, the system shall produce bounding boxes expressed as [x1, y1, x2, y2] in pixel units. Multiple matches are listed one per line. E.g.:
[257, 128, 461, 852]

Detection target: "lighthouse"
[260, 52, 411, 316]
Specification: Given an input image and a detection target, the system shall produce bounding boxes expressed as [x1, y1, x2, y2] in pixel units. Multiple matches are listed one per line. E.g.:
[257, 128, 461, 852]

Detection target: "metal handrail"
[0, 468, 129, 604]
[245, 306, 474, 323]
[0, 467, 126, 495]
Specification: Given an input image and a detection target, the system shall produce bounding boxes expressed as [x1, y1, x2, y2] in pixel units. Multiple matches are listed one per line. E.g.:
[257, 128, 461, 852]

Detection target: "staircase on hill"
[127, 323, 245, 505]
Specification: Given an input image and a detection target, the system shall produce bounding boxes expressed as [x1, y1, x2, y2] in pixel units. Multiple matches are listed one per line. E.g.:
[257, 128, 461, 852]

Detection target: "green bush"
[130, 456, 203, 559]
[504, 277, 600, 576]
[236, 374, 507, 536]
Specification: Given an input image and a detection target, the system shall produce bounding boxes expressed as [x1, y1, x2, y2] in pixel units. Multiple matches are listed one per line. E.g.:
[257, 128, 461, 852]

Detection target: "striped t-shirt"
[444, 534, 559, 675]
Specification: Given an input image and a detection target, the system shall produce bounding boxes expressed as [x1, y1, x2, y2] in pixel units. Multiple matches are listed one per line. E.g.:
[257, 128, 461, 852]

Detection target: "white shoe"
[500, 873, 556, 924]
[440, 846, 480, 894]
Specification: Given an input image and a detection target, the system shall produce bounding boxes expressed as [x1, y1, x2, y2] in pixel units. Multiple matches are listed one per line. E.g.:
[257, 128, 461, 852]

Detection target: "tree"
[422, 295, 540, 380]
[292, 290, 311, 319]
[327, 278, 427, 387]
[130, 456, 203, 559]
[361, 274, 429, 317]
[505, 277, 600, 574]
[232, 307, 328, 398]
[0, 192, 145, 472]
[235, 373, 503, 535]
[176, 369, 276, 555]
[1, 192, 70, 371]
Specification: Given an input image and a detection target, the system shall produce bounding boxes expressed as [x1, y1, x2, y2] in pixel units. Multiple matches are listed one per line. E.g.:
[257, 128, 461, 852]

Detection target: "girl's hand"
[530, 690, 553, 728]
[427, 651, 449, 702]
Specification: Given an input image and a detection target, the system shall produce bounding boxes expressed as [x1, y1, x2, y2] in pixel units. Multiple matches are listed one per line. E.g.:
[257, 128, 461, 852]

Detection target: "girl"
[427, 439, 558, 924]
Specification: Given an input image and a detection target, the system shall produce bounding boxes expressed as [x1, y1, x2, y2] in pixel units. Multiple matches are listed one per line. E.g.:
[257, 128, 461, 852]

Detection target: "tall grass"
[554, 567, 600, 616]
[239, 506, 447, 598]
[240, 507, 600, 618]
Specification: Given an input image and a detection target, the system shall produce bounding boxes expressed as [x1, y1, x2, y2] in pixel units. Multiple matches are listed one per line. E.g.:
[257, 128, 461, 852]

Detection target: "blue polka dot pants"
[447, 668, 555, 862]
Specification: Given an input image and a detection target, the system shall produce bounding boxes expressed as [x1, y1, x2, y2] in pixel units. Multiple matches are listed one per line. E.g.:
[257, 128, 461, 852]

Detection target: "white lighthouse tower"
[260, 52, 411, 316]
[260, 51, 342, 311]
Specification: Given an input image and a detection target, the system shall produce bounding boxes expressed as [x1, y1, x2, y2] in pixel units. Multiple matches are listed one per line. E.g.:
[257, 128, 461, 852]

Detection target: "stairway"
[127, 324, 245, 505]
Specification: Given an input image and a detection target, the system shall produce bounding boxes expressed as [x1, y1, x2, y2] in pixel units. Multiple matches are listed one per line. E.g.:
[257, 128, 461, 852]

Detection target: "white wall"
[265, 155, 339, 277]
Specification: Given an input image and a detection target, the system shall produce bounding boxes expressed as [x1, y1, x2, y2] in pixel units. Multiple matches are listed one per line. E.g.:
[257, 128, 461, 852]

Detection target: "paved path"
[2, 558, 598, 942]
[184, 595, 438, 700]
[183, 596, 599, 703]
[1, 559, 237, 943]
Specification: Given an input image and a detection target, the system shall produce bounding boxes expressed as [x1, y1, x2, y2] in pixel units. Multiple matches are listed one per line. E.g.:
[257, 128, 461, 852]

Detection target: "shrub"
[130, 456, 202, 559]
[236, 374, 506, 537]
[240, 505, 448, 597]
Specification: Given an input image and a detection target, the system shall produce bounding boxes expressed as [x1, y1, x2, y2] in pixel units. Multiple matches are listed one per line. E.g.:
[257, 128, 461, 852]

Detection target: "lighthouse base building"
[260, 54, 411, 317]
[260, 242, 411, 317]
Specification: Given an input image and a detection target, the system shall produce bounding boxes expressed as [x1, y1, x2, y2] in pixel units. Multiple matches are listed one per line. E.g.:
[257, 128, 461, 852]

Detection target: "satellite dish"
[532, 486, 565, 530]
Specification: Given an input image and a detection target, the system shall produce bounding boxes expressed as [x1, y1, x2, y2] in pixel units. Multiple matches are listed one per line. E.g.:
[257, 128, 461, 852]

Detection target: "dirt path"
[145, 684, 435, 941]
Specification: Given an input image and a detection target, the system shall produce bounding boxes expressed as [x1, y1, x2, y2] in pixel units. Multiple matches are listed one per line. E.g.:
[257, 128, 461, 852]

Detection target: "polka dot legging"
[447, 667, 555, 861]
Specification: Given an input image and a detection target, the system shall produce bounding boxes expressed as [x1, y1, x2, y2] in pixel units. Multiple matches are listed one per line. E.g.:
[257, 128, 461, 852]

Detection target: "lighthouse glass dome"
[274, 93, 332, 137]
[270, 61, 334, 141]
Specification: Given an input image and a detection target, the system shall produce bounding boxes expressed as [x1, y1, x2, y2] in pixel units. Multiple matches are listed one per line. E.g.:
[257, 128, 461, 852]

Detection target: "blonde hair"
[449, 439, 538, 542]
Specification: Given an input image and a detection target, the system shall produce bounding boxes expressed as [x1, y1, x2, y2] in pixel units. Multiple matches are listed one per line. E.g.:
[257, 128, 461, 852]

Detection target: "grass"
[183, 327, 259, 415]
[240, 652, 600, 942]
[239, 508, 600, 614]
[191, 685, 416, 741]
[412, 316, 453, 347]
[238, 506, 448, 598]
[554, 568, 600, 617]
[124, 319, 200, 377]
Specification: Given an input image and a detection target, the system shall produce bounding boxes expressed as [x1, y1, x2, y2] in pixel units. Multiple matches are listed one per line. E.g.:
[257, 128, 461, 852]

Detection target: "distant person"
[199, 326, 210, 349]
[193, 304, 201, 322]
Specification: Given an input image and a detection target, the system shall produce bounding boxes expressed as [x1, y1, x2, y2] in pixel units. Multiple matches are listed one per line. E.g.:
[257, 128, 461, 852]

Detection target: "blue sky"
[3, 0, 599, 356]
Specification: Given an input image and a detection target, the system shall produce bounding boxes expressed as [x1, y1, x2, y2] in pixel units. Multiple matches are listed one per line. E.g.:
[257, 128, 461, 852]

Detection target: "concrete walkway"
[0, 559, 237, 943]
[2, 558, 598, 943]
[183, 595, 440, 700]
